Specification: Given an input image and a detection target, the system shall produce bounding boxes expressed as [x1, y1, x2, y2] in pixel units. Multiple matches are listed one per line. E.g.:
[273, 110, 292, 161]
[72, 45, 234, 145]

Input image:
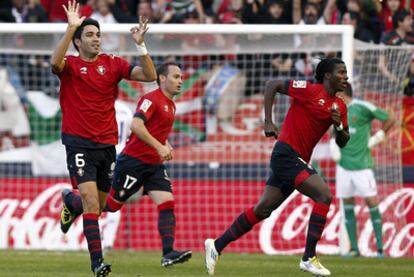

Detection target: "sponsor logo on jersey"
[139, 99, 152, 112]
[97, 65, 106, 75]
[80, 67, 87, 74]
[292, 80, 307, 88]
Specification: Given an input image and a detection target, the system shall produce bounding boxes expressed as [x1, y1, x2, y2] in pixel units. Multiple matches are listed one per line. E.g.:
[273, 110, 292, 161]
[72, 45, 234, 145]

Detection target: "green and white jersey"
[339, 99, 389, 170]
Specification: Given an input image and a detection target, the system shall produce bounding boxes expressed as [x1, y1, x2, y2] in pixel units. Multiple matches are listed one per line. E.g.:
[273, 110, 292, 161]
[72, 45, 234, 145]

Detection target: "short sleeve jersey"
[278, 80, 348, 162]
[56, 54, 132, 148]
[339, 99, 389, 170]
[122, 89, 176, 164]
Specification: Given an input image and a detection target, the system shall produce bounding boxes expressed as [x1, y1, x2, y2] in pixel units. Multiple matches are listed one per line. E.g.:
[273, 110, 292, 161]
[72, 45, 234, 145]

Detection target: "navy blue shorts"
[65, 146, 116, 193]
[111, 154, 172, 202]
[266, 141, 317, 195]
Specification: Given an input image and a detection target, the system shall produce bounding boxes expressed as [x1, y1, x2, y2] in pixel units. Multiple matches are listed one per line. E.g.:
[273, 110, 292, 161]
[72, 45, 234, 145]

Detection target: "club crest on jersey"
[318, 99, 326, 106]
[77, 168, 84, 177]
[292, 80, 307, 88]
[97, 65, 106, 75]
[140, 99, 152, 112]
[164, 105, 169, 112]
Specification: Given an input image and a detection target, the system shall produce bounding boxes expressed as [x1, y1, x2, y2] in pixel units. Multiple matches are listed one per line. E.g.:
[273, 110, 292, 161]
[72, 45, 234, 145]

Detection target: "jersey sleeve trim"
[128, 65, 135, 78]
[134, 112, 147, 123]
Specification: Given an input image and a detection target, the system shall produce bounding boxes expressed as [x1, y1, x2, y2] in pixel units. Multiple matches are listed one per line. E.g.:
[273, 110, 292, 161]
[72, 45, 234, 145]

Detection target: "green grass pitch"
[0, 250, 413, 277]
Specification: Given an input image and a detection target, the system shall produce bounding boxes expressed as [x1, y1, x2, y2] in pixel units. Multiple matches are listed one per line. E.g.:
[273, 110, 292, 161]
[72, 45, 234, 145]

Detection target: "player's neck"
[160, 88, 174, 100]
[343, 96, 352, 104]
[79, 52, 99, 62]
[323, 84, 336, 97]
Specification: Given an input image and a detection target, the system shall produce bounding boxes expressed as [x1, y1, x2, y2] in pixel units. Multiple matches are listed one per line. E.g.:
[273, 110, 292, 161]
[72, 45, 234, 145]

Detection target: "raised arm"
[323, 0, 336, 23]
[293, 0, 302, 24]
[129, 16, 157, 82]
[50, 0, 85, 74]
[263, 79, 287, 139]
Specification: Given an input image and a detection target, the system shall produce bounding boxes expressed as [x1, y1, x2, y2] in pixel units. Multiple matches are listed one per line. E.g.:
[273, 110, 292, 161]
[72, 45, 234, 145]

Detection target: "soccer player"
[61, 62, 192, 267]
[205, 57, 350, 276]
[51, 1, 156, 276]
[331, 83, 396, 257]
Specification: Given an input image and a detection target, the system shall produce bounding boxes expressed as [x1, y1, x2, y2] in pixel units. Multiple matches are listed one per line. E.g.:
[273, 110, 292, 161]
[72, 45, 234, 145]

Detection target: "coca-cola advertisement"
[0, 178, 413, 257]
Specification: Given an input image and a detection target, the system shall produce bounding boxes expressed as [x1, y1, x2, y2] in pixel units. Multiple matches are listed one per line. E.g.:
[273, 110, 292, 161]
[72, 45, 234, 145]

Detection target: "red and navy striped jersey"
[56, 54, 132, 148]
[122, 89, 176, 164]
[278, 80, 348, 162]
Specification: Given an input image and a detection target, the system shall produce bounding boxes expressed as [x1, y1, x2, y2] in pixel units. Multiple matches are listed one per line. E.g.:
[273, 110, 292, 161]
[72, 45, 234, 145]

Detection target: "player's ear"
[324, 72, 332, 80]
[74, 38, 81, 49]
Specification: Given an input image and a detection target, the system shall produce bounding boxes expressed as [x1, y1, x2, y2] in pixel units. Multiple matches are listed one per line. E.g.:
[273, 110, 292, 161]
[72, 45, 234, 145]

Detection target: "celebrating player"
[61, 62, 192, 267]
[331, 83, 395, 257]
[204, 57, 350, 276]
[51, 1, 156, 276]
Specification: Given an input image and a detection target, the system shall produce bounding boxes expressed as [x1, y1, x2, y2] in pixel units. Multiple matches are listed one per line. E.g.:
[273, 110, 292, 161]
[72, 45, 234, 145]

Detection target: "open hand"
[130, 16, 149, 45]
[62, 0, 85, 28]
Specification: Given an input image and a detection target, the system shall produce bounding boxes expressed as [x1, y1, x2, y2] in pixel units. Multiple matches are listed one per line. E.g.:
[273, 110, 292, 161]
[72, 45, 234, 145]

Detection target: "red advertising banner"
[0, 178, 413, 257]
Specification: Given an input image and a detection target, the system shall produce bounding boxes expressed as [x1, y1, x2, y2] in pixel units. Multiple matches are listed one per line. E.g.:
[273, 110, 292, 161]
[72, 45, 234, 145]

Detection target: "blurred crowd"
[0, 0, 414, 45]
[1, 0, 414, 98]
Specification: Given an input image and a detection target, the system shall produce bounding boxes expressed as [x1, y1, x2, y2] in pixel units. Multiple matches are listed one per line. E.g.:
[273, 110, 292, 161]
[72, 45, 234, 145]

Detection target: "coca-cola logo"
[259, 189, 414, 257]
[0, 183, 114, 250]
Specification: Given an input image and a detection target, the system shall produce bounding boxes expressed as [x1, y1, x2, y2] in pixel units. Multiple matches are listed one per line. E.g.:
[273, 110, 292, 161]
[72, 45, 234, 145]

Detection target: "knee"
[254, 203, 274, 220]
[80, 193, 100, 214]
[315, 191, 332, 205]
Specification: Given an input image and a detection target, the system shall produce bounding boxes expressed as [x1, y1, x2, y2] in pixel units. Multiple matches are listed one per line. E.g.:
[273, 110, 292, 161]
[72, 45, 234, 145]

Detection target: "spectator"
[347, 0, 381, 43]
[158, 0, 205, 23]
[380, 9, 414, 84]
[293, 0, 336, 25]
[259, 0, 291, 24]
[378, 0, 403, 32]
[0, 0, 14, 22]
[91, 0, 123, 52]
[342, 11, 376, 43]
[41, 0, 71, 22]
[107, 0, 158, 23]
[27, 0, 48, 22]
[381, 9, 414, 45]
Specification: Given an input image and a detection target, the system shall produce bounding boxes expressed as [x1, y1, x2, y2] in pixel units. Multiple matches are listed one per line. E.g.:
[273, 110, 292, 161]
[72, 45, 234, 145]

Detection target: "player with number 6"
[51, 1, 156, 275]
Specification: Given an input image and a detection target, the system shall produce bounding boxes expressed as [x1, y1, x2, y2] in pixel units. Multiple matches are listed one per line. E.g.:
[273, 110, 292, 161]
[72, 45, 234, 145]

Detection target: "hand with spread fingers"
[130, 16, 149, 45]
[62, 0, 85, 28]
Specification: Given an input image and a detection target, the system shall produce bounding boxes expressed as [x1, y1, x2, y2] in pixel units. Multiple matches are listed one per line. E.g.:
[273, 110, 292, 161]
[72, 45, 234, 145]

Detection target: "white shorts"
[335, 165, 377, 198]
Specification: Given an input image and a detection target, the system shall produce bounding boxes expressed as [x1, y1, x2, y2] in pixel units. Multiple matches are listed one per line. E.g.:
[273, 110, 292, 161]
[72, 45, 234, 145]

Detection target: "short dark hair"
[343, 82, 353, 97]
[156, 62, 179, 85]
[393, 9, 411, 29]
[348, 11, 361, 24]
[72, 18, 100, 52]
[315, 57, 345, 83]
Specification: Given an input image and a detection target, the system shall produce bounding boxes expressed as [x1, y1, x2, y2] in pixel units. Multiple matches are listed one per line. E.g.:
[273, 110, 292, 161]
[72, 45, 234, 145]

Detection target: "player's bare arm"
[130, 117, 172, 161]
[369, 109, 396, 148]
[51, 0, 85, 73]
[129, 16, 157, 82]
[383, 110, 396, 133]
[331, 107, 350, 148]
[263, 80, 287, 139]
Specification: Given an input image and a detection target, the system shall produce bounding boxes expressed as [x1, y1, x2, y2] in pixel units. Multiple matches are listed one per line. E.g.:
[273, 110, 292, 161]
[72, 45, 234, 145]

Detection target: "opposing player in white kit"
[331, 83, 395, 257]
